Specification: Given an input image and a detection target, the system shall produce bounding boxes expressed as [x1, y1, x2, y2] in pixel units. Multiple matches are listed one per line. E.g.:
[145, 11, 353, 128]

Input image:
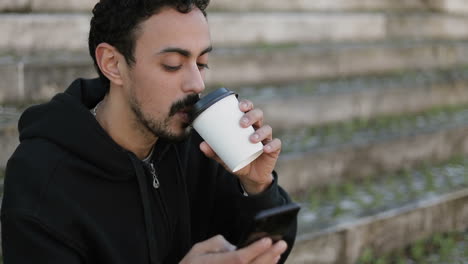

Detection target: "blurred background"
[1, 0, 468, 263]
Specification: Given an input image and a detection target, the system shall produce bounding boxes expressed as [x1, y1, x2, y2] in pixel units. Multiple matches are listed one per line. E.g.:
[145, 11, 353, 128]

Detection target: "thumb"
[200, 142, 231, 171]
[199, 141, 217, 159]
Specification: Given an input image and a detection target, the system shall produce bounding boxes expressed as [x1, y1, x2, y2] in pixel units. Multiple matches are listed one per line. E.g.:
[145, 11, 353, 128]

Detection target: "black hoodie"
[1, 78, 296, 264]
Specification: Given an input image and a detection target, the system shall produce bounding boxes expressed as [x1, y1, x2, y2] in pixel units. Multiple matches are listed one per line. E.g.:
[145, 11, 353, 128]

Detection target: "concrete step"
[209, 12, 385, 47]
[245, 67, 468, 129]
[208, 39, 468, 86]
[0, 13, 383, 53]
[292, 155, 468, 233]
[2, 0, 468, 14]
[4, 13, 468, 53]
[275, 105, 468, 193]
[0, 54, 96, 103]
[0, 107, 20, 170]
[0, 14, 91, 54]
[210, 0, 468, 14]
[290, 185, 468, 264]
[3, 39, 468, 103]
[0, 0, 95, 13]
[212, 12, 468, 47]
[361, 230, 468, 263]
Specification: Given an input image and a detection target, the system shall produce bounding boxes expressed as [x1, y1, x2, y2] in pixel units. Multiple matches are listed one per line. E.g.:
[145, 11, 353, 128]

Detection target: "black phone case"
[238, 203, 301, 248]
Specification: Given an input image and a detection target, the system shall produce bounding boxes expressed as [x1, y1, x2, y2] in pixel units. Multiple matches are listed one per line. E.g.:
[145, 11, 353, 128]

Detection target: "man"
[1, 0, 297, 263]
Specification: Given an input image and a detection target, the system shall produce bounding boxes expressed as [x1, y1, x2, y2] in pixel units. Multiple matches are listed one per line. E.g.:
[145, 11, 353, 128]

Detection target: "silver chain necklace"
[90, 100, 160, 189]
[90, 101, 102, 117]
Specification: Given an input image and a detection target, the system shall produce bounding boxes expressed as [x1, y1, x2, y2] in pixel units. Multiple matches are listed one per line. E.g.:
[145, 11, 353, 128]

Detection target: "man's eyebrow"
[200, 46, 213, 56]
[158, 46, 213, 57]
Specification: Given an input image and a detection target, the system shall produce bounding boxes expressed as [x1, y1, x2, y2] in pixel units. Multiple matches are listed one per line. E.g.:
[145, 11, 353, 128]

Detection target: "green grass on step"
[357, 230, 468, 264]
[280, 102, 468, 154]
[295, 154, 468, 233]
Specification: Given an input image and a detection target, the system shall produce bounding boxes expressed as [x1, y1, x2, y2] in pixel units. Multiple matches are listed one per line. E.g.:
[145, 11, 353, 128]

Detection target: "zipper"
[149, 163, 160, 189]
[147, 161, 172, 238]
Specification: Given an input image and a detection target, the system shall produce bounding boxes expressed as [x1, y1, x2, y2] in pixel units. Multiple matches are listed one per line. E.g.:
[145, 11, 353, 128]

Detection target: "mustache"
[168, 94, 200, 117]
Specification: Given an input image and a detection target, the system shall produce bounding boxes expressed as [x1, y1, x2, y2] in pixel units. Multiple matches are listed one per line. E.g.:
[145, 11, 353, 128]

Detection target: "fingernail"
[265, 145, 272, 151]
[241, 102, 248, 109]
[227, 244, 237, 252]
[252, 133, 260, 141]
[241, 118, 249, 125]
[275, 241, 287, 251]
[261, 237, 271, 245]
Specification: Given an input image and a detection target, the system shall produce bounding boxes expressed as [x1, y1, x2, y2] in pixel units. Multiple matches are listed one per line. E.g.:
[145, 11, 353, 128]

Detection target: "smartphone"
[238, 203, 301, 248]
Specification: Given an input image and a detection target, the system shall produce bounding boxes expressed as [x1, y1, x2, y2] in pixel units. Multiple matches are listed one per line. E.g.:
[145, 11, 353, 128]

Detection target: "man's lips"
[176, 106, 194, 122]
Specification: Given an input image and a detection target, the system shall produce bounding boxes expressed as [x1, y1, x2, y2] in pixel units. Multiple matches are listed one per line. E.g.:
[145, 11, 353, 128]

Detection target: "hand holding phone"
[238, 203, 300, 248]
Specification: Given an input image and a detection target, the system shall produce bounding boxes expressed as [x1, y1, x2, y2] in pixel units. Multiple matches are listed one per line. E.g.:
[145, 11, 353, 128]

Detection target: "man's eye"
[163, 65, 181, 72]
[197, 63, 209, 70]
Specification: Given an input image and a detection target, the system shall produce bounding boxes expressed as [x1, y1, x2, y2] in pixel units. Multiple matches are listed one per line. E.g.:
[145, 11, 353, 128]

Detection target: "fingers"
[239, 98, 262, 129]
[180, 235, 237, 264]
[249, 125, 281, 154]
[240, 109, 264, 129]
[199, 141, 217, 159]
[239, 99, 254, 113]
[195, 237, 274, 264]
[250, 125, 272, 143]
[191, 235, 236, 255]
[199, 142, 229, 169]
[235, 237, 273, 263]
[236, 239, 288, 264]
[182, 236, 287, 264]
[239, 100, 281, 156]
[252, 240, 288, 264]
[263, 138, 282, 154]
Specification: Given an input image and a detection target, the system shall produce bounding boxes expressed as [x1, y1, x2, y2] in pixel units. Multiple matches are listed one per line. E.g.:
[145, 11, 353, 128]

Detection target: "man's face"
[122, 7, 211, 141]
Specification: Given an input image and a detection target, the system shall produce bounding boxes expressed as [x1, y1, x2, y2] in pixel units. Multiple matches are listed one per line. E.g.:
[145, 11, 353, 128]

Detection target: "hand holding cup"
[192, 88, 282, 195]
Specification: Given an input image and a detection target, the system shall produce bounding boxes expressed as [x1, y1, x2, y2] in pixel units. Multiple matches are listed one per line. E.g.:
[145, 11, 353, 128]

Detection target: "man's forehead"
[136, 7, 211, 54]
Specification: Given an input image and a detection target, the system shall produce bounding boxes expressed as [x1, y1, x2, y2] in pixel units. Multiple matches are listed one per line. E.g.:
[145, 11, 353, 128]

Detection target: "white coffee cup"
[191, 88, 264, 172]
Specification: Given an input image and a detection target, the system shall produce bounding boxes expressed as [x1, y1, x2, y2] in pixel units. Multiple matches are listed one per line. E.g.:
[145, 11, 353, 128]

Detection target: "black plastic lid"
[191, 88, 235, 122]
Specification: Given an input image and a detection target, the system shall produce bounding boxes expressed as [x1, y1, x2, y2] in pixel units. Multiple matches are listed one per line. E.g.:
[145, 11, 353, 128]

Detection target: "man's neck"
[95, 92, 157, 160]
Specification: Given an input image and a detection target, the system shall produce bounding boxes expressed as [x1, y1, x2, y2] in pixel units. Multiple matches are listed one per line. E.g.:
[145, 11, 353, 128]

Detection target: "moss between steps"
[357, 230, 468, 264]
[232, 65, 468, 98]
[280, 103, 468, 154]
[295, 155, 468, 233]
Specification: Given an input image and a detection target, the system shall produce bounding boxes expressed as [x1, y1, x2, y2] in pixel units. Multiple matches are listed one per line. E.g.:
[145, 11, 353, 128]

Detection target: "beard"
[129, 91, 199, 142]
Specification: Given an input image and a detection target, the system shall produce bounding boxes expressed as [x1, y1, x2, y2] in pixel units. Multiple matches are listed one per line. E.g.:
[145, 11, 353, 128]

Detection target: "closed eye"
[197, 63, 209, 70]
[163, 65, 182, 72]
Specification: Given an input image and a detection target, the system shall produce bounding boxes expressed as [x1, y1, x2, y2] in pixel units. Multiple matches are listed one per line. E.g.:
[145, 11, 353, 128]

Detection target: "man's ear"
[95, 43, 125, 86]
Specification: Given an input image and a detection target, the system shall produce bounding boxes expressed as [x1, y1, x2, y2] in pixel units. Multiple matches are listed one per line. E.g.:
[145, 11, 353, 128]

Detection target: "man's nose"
[182, 64, 205, 94]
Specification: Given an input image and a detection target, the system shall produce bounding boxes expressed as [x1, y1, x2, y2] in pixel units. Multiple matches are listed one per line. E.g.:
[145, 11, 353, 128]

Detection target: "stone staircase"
[1, 0, 468, 263]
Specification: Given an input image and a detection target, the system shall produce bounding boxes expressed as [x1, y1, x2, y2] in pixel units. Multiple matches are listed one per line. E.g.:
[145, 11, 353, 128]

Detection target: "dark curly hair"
[88, 0, 210, 84]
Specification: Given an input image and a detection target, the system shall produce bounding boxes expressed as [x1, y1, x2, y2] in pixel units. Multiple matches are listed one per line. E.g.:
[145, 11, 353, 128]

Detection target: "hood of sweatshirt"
[18, 78, 168, 263]
[18, 78, 135, 179]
